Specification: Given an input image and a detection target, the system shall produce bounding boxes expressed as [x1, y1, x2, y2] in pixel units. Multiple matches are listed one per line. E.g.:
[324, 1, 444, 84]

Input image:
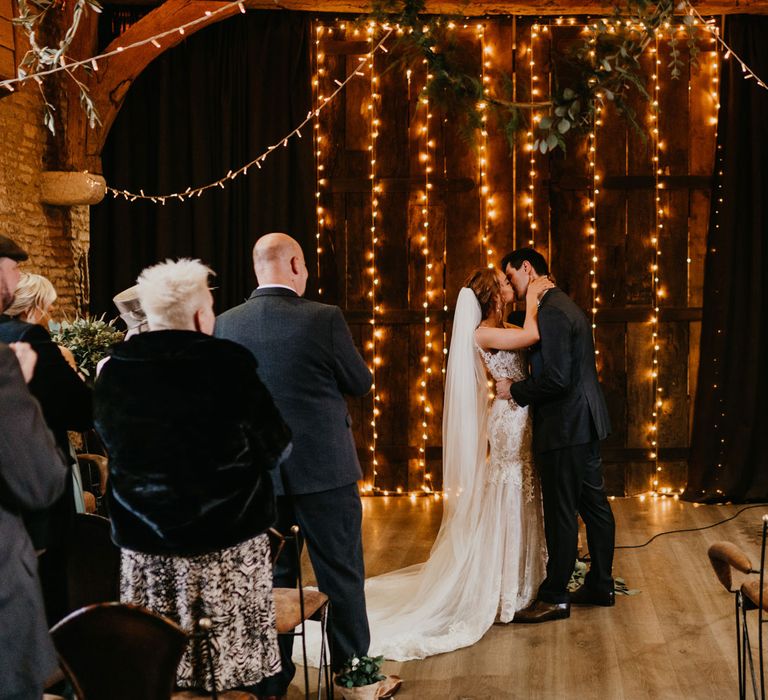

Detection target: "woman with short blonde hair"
[5, 273, 57, 324]
[95, 258, 291, 693]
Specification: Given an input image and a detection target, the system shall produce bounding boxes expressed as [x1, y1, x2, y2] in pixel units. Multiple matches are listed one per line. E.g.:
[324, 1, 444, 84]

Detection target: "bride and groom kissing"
[361, 246, 616, 661]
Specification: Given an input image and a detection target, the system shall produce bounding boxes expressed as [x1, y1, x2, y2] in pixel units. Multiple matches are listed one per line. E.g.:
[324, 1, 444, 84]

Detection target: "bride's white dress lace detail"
[476, 347, 537, 502]
[296, 299, 547, 665]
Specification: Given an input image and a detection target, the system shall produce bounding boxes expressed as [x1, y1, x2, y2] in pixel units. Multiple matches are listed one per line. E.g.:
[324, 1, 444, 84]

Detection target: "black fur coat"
[94, 330, 291, 556]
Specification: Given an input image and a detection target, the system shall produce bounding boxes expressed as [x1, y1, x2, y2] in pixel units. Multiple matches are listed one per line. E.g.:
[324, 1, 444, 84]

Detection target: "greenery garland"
[11, 0, 700, 147]
[14, 0, 102, 133]
[369, 0, 702, 152]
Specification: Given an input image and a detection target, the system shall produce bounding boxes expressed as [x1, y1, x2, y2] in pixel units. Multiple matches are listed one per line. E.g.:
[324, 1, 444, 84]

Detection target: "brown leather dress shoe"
[512, 600, 570, 623]
[569, 585, 616, 607]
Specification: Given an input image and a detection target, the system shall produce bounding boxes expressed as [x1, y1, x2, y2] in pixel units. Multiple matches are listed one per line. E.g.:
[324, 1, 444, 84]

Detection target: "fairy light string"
[1, 0, 249, 93]
[649, 34, 664, 492]
[526, 24, 539, 247]
[419, 59, 434, 493]
[683, 2, 768, 91]
[478, 23, 494, 268]
[105, 27, 394, 203]
[313, 20, 326, 297]
[588, 24, 601, 354]
[367, 22, 383, 494]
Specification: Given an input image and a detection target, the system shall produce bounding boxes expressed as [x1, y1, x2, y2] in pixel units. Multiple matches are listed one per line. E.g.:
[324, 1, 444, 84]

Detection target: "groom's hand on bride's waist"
[496, 378, 512, 401]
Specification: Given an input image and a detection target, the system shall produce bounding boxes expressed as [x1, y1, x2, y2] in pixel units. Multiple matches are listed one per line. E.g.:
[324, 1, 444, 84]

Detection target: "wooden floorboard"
[288, 496, 768, 699]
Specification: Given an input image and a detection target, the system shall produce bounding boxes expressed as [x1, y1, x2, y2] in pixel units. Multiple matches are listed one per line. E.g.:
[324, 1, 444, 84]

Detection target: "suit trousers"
[536, 440, 616, 604]
[255, 483, 370, 695]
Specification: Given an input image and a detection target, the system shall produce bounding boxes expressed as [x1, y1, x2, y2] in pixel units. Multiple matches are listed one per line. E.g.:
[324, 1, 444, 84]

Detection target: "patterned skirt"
[120, 533, 281, 691]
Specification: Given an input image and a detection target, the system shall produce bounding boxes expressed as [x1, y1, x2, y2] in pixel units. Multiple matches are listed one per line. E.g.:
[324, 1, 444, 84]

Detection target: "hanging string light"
[588, 26, 602, 355]
[478, 23, 494, 268]
[526, 23, 540, 248]
[649, 34, 664, 494]
[313, 21, 327, 297]
[419, 58, 434, 494]
[0, 0, 248, 93]
[366, 22, 383, 495]
[683, 2, 768, 91]
[106, 28, 394, 202]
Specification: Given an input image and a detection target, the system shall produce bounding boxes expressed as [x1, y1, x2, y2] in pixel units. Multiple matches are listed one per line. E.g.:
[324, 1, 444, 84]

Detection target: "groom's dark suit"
[511, 287, 615, 604]
[215, 286, 372, 693]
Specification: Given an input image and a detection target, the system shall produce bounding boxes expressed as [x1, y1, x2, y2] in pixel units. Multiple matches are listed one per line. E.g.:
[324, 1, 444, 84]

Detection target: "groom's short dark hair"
[501, 248, 549, 276]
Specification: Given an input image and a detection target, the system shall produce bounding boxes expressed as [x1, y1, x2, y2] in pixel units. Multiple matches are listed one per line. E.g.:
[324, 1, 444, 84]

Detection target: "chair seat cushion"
[708, 541, 753, 590]
[273, 587, 329, 634]
[741, 579, 768, 611]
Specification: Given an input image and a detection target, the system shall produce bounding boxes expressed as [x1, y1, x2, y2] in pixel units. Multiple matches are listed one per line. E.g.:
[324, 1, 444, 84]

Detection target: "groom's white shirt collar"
[257, 283, 296, 292]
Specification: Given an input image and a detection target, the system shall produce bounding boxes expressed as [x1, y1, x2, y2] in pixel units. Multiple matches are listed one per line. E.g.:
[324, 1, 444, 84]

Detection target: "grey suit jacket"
[511, 288, 611, 453]
[0, 344, 67, 697]
[215, 288, 372, 496]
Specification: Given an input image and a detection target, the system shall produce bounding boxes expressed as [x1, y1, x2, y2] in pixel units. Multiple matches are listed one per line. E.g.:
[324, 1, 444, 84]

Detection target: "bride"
[360, 268, 552, 661]
[299, 268, 552, 665]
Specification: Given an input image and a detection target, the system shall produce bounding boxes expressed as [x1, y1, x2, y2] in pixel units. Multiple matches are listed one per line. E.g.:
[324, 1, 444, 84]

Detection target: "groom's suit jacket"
[510, 288, 610, 454]
[215, 287, 372, 496]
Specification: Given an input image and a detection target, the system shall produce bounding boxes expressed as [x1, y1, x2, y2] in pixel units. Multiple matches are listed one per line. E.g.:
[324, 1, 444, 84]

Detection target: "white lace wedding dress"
[297, 289, 547, 665]
[360, 347, 547, 661]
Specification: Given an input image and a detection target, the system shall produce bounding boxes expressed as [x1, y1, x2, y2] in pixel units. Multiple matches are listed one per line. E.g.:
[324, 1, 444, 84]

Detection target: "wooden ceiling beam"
[99, 0, 768, 15]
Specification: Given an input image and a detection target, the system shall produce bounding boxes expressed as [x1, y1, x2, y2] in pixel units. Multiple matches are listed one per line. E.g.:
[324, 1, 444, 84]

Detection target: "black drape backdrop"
[686, 16, 768, 502]
[89, 11, 313, 315]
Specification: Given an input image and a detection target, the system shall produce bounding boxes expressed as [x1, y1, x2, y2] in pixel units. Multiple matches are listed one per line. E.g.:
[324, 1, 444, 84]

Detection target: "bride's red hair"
[464, 268, 501, 321]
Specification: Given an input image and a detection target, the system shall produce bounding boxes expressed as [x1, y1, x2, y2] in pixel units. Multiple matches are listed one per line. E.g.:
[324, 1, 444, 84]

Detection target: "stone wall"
[0, 85, 89, 318]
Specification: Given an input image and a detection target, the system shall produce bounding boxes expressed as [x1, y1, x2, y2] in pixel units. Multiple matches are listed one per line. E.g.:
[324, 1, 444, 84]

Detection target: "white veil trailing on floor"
[355, 287, 501, 661]
[298, 287, 504, 664]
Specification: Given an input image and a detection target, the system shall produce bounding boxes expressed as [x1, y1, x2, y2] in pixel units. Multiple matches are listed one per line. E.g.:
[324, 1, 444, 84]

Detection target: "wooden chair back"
[51, 602, 188, 700]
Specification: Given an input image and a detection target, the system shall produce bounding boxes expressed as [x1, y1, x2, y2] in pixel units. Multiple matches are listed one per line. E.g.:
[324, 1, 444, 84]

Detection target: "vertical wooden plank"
[485, 16, 516, 266]
[444, 27, 482, 300]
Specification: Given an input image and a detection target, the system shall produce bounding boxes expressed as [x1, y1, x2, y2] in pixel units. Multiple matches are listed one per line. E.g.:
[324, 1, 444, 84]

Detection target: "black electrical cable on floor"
[613, 502, 768, 550]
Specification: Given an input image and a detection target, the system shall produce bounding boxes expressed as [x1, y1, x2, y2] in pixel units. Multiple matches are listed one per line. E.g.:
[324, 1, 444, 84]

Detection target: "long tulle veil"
[356, 287, 498, 660]
[298, 288, 499, 663]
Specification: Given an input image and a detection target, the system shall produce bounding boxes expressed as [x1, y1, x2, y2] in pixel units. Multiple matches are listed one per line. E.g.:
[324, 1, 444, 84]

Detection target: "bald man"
[216, 233, 372, 698]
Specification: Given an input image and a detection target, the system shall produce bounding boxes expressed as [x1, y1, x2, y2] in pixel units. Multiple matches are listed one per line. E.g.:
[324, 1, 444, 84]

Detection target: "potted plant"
[50, 314, 124, 381]
[334, 654, 388, 699]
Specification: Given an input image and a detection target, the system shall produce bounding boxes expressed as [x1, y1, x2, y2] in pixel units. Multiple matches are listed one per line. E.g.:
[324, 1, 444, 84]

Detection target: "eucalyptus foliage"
[50, 314, 124, 378]
[370, 0, 701, 153]
[14, 0, 102, 134]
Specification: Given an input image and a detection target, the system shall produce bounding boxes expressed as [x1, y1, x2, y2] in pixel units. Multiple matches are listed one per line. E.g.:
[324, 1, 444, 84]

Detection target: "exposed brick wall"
[0, 86, 89, 318]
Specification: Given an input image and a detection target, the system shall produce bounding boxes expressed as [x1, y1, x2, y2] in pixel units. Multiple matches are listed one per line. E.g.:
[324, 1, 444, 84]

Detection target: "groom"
[496, 248, 615, 623]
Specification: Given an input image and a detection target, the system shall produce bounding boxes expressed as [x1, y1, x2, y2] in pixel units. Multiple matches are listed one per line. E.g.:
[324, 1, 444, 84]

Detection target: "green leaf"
[539, 116, 553, 130]
[563, 87, 576, 100]
[546, 133, 558, 150]
[557, 119, 571, 134]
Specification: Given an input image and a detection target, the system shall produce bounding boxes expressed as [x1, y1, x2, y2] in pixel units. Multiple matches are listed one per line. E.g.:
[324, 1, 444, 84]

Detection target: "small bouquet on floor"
[335, 654, 387, 699]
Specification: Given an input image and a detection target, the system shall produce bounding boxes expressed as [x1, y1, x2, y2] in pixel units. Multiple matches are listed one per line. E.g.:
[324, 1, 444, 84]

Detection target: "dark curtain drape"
[89, 10, 313, 316]
[686, 16, 768, 502]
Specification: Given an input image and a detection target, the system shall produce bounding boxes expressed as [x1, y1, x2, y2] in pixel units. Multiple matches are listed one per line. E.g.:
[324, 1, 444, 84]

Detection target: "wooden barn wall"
[312, 18, 716, 496]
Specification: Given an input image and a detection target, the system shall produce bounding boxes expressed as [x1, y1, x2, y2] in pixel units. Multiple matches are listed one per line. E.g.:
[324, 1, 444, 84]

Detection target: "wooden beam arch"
[77, 0, 240, 171]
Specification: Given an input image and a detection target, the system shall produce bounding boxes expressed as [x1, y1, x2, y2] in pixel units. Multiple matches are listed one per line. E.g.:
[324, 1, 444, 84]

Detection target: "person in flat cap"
[0, 265, 93, 626]
[0, 234, 28, 311]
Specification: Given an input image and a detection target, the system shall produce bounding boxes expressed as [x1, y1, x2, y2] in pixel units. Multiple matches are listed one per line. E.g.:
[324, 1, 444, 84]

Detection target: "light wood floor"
[288, 496, 768, 699]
